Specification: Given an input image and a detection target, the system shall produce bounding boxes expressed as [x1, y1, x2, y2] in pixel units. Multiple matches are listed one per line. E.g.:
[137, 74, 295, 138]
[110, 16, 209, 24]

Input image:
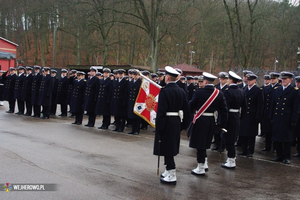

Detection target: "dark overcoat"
[20, 73, 33, 102]
[84, 76, 99, 112]
[71, 79, 86, 113]
[38, 74, 54, 106]
[111, 78, 128, 117]
[270, 85, 300, 142]
[222, 85, 246, 143]
[0, 75, 5, 101]
[189, 85, 228, 149]
[187, 83, 196, 102]
[52, 76, 59, 104]
[96, 77, 113, 116]
[153, 83, 191, 156]
[239, 85, 263, 137]
[56, 76, 69, 104]
[127, 78, 142, 119]
[31, 73, 42, 105]
[67, 76, 76, 105]
[176, 80, 187, 93]
[2, 72, 17, 101]
[14, 73, 26, 100]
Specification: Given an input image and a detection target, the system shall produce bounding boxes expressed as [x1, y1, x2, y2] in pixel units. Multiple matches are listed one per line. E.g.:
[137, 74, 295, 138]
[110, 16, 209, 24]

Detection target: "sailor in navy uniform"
[270, 72, 300, 164]
[38, 67, 54, 119]
[2, 67, 17, 113]
[221, 71, 246, 169]
[261, 72, 281, 151]
[111, 69, 129, 132]
[14, 66, 26, 115]
[67, 70, 77, 118]
[212, 72, 229, 152]
[187, 76, 195, 102]
[71, 71, 86, 125]
[151, 73, 158, 83]
[21, 67, 33, 116]
[0, 70, 5, 106]
[84, 67, 99, 127]
[56, 69, 69, 116]
[238, 70, 252, 89]
[238, 73, 263, 157]
[50, 69, 59, 115]
[31, 66, 42, 117]
[189, 72, 228, 175]
[96, 68, 113, 129]
[157, 71, 166, 87]
[153, 66, 191, 185]
[293, 76, 300, 158]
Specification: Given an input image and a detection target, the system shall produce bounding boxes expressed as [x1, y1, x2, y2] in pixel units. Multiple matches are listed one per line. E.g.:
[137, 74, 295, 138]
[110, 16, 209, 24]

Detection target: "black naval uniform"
[176, 80, 187, 94]
[111, 77, 129, 132]
[270, 84, 300, 161]
[189, 85, 228, 163]
[187, 82, 196, 102]
[2, 71, 17, 112]
[14, 72, 26, 114]
[96, 77, 113, 129]
[213, 83, 228, 151]
[20, 73, 33, 115]
[50, 76, 59, 115]
[56, 76, 69, 116]
[84, 75, 99, 127]
[0, 74, 4, 104]
[153, 82, 191, 169]
[239, 85, 263, 156]
[31, 72, 42, 117]
[38, 74, 54, 118]
[127, 78, 142, 134]
[222, 84, 246, 158]
[71, 78, 86, 124]
[67, 75, 76, 115]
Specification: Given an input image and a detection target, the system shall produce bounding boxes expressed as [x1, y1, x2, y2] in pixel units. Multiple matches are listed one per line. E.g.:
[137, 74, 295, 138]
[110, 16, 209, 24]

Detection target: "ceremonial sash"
[192, 88, 219, 124]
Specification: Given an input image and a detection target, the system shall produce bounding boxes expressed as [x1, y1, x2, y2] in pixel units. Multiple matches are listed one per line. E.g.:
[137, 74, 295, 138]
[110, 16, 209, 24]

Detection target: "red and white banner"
[134, 77, 161, 127]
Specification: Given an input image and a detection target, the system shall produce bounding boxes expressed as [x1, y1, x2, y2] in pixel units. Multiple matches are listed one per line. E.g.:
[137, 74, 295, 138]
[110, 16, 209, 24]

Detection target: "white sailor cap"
[202, 72, 217, 82]
[228, 71, 242, 81]
[165, 66, 180, 77]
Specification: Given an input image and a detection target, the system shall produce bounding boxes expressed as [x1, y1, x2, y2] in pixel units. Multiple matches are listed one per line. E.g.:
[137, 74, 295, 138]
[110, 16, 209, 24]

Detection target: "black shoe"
[261, 148, 271, 151]
[132, 132, 139, 135]
[76, 122, 82, 125]
[113, 128, 119, 131]
[238, 152, 247, 156]
[293, 153, 300, 157]
[88, 125, 94, 127]
[72, 122, 78, 124]
[84, 124, 90, 127]
[283, 159, 290, 164]
[24, 113, 31, 116]
[59, 114, 67, 117]
[15, 112, 22, 115]
[128, 131, 134, 134]
[101, 126, 108, 129]
[246, 153, 253, 158]
[271, 157, 283, 162]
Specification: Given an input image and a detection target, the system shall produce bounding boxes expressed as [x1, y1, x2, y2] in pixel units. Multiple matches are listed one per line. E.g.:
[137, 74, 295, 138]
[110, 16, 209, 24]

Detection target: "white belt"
[202, 113, 214, 116]
[229, 109, 239, 113]
[0, 84, 3, 86]
[166, 110, 183, 122]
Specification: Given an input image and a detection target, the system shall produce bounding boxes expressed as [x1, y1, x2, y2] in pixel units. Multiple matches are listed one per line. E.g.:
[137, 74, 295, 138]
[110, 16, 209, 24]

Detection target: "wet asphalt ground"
[0, 102, 300, 200]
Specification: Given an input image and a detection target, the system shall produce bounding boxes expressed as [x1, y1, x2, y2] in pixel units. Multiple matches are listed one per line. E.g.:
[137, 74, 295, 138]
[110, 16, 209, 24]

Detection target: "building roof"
[0, 37, 19, 47]
[172, 63, 203, 73]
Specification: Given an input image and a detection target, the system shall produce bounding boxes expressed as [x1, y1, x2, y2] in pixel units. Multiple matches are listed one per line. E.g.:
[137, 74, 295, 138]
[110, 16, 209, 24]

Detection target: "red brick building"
[0, 37, 18, 71]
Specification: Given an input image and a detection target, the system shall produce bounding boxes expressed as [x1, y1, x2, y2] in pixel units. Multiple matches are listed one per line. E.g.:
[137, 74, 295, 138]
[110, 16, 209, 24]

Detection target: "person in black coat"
[38, 67, 54, 119]
[270, 72, 300, 164]
[260, 72, 281, 151]
[84, 67, 99, 127]
[31, 66, 42, 117]
[157, 71, 166, 87]
[21, 67, 33, 116]
[127, 70, 142, 135]
[96, 68, 113, 129]
[0, 70, 6, 106]
[2, 67, 17, 113]
[187, 76, 196, 102]
[238, 73, 263, 157]
[189, 72, 228, 176]
[111, 69, 129, 132]
[153, 66, 191, 185]
[71, 71, 86, 125]
[14, 66, 26, 115]
[237, 70, 252, 89]
[212, 72, 229, 152]
[293, 76, 300, 158]
[50, 70, 59, 115]
[221, 71, 246, 169]
[176, 76, 187, 94]
[67, 70, 77, 118]
[56, 69, 69, 116]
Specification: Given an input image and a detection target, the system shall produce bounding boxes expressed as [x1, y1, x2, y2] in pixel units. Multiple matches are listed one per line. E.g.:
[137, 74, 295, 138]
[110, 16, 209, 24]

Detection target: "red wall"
[0, 38, 18, 71]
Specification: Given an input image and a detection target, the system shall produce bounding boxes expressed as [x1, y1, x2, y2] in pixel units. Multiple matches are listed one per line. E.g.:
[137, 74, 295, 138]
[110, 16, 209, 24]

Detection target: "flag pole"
[138, 71, 162, 89]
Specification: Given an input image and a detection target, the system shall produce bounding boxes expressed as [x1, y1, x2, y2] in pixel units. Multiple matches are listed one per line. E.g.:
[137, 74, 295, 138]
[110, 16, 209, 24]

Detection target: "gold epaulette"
[260, 88, 263, 90]
[274, 87, 278, 89]
[225, 88, 229, 90]
[295, 87, 299, 90]
[84, 79, 86, 82]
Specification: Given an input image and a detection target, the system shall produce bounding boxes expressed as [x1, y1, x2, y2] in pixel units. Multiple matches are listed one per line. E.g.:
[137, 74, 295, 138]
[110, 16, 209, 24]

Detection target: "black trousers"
[102, 115, 111, 128]
[296, 137, 300, 153]
[273, 141, 292, 159]
[33, 104, 41, 117]
[164, 156, 175, 170]
[115, 116, 126, 131]
[225, 143, 236, 158]
[87, 112, 96, 126]
[60, 103, 67, 115]
[240, 136, 256, 154]
[140, 119, 148, 128]
[42, 106, 50, 118]
[75, 112, 83, 123]
[196, 149, 207, 163]
[17, 99, 24, 114]
[8, 100, 15, 112]
[50, 102, 57, 115]
[25, 100, 32, 115]
[214, 131, 225, 150]
[130, 118, 141, 133]
[264, 131, 273, 150]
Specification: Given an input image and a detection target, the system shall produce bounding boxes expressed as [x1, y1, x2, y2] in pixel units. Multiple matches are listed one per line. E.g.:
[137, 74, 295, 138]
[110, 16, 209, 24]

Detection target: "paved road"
[0, 102, 300, 200]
